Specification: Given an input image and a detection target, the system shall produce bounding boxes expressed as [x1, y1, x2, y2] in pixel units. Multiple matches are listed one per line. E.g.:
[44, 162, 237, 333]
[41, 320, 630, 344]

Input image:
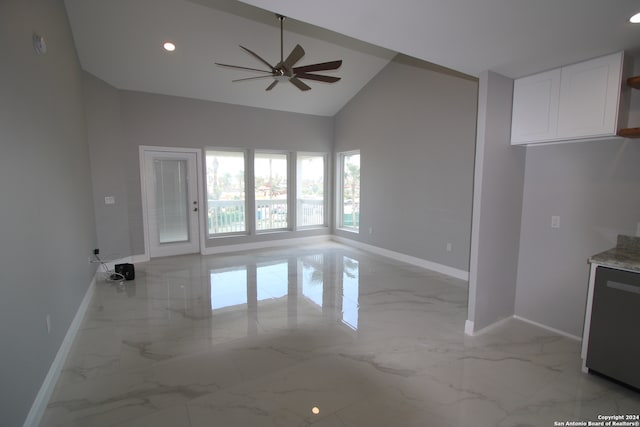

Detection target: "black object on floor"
[114, 263, 135, 281]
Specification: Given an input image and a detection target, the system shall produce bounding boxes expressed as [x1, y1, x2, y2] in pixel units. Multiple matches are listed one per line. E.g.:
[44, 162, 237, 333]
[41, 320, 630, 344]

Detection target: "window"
[255, 152, 288, 231]
[206, 150, 246, 235]
[338, 151, 360, 231]
[297, 154, 326, 227]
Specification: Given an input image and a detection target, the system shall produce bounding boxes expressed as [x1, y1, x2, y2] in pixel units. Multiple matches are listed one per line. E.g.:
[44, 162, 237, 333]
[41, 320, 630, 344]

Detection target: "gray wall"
[514, 59, 640, 336]
[515, 140, 640, 337]
[81, 79, 335, 256]
[467, 71, 525, 332]
[83, 72, 132, 260]
[0, 1, 97, 425]
[333, 55, 478, 272]
[85, 55, 479, 271]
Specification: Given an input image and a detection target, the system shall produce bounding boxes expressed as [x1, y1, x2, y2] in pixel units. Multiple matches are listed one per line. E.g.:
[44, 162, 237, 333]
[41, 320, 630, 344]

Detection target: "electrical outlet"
[446, 243, 452, 252]
[368, 227, 373, 235]
[93, 248, 100, 255]
[46, 315, 51, 334]
[551, 216, 560, 229]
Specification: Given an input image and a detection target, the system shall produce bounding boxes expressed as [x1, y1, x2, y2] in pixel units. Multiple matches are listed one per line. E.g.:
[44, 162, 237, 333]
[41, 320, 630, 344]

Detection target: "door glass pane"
[206, 150, 246, 235]
[154, 158, 189, 243]
[255, 153, 288, 231]
[297, 154, 325, 227]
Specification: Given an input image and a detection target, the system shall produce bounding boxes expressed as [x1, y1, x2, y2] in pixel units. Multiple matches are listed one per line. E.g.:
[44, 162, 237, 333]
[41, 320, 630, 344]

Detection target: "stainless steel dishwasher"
[586, 266, 640, 389]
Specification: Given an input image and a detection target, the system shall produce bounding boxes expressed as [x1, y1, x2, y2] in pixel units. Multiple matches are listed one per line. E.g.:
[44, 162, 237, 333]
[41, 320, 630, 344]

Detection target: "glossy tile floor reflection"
[42, 242, 640, 426]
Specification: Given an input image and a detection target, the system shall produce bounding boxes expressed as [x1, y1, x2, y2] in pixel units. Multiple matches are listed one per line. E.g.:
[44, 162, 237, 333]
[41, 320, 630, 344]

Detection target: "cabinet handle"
[606, 280, 640, 295]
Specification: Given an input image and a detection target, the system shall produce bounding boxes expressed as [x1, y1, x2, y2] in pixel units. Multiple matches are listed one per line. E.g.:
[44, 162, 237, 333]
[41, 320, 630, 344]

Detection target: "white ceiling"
[238, 0, 640, 78]
[65, 0, 640, 117]
[63, 0, 396, 116]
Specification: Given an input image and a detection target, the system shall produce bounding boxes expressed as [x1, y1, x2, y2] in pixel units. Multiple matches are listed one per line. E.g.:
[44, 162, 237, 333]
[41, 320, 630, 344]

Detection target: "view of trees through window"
[206, 150, 246, 235]
[341, 152, 360, 230]
[297, 154, 325, 227]
[204, 149, 338, 235]
[255, 152, 288, 231]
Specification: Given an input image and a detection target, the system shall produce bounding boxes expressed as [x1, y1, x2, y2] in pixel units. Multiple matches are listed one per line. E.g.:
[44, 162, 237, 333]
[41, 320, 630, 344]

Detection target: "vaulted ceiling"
[65, 0, 640, 117]
[64, 0, 396, 116]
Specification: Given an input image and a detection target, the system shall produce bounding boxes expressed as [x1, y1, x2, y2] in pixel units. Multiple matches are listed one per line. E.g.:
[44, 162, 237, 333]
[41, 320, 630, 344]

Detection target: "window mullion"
[246, 150, 256, 235]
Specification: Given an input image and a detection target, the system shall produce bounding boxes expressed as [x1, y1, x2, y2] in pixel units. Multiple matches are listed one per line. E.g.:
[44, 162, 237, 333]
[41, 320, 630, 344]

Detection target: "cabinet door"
[510, 68, 561, 145]
[556, 52, 622, 140]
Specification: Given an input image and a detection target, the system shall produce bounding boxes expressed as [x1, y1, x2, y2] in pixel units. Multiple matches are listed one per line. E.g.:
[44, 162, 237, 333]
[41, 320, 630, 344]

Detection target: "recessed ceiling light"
[630, 12, 640, 23]
[163, 41, 176, 52]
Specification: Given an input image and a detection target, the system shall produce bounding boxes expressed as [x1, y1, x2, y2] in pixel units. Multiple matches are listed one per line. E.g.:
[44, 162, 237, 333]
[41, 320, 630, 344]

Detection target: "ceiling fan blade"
[283, 44, 305, 70]
[232, 76, 274, 82]
[266, 80, 278, 91]
[296, 73, 341, 83]
[289, 77, 311, 91]
[239, 45, 276, 72]
[293, 60, 342, 74]
[215, 63, 273, 74]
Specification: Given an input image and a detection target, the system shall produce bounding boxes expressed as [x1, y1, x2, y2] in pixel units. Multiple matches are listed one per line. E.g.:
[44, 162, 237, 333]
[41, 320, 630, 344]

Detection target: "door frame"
[139, 146, 205, 258]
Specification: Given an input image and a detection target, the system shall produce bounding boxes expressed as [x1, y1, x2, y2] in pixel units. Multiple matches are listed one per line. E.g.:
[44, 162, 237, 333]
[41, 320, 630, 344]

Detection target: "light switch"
[104, 196, 115, 205]
[551, 216, 560, 229]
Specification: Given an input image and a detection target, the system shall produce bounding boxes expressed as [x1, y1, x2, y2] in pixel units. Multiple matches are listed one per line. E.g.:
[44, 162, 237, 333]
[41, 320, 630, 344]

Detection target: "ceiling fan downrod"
[278, 14, 284, 65]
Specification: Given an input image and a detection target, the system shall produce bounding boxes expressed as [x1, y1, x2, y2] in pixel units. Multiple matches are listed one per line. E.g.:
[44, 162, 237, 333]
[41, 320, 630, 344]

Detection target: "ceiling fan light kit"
[215, 14, 342, 91]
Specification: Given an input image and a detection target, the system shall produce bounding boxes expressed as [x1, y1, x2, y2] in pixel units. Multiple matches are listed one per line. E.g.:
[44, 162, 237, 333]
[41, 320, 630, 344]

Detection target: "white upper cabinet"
[511, 69, 560, 144]
[511, 52, 626, 145]
[556, 53, 622, 140]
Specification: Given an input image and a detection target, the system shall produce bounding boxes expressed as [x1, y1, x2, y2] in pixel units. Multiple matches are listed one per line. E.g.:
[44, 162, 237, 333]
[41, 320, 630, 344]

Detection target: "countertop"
[589, 235, 640, 273]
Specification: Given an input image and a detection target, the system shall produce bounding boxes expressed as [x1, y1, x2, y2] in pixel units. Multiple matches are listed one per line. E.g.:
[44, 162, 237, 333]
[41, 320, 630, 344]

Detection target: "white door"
[143, 150, 200, 257]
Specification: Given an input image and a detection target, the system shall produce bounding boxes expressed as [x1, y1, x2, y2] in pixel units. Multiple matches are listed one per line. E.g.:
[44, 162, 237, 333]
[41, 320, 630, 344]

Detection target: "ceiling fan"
[215, 14, 342, 91]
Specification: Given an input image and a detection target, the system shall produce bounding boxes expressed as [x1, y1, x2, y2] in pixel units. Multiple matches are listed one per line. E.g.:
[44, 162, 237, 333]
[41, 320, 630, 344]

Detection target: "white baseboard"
[465, 315, 582, 341]
[464, 316, 513, 336]
[99, 254, 149, 271]
[201, 235, 331, 255]
[464, 320, 475, 336]
[513, 315, 582, 341]
[120, 236, 468, 285]
[131, 254, 150, 264]
[108, 236, 330, 264]
[331, 236, 469, 281]
[23, 274, 96, 427]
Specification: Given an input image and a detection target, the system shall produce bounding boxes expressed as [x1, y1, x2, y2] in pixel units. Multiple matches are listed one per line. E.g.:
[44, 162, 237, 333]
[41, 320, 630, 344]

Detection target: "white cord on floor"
[94, 254, 125, 282]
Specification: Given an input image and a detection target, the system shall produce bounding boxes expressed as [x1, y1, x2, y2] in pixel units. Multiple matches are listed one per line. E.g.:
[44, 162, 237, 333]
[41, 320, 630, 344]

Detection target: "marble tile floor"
[41, 242, 640, 426]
